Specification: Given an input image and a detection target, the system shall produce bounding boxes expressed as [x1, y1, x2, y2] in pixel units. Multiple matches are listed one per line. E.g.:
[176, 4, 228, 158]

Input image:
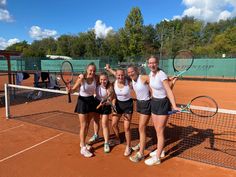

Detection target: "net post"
[4, 83, 10, 119]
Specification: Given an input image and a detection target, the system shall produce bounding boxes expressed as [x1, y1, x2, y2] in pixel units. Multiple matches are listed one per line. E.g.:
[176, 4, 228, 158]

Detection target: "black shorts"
[74, 95, 96, 114]
[115, 99, 133, 114]
[136, 99, 151, 115]
[94, 98, 112, 115]
[151, 97, 171, 115]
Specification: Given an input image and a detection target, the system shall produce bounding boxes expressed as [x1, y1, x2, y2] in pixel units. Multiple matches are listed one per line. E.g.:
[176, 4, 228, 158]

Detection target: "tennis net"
[3, 84, 236, 170]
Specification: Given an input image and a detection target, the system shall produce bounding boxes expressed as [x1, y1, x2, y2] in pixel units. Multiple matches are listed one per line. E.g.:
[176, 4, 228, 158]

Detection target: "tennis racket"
[169, 95, 218, 117]
[61, 61, 73, 103]
[173, 49, 194, 77]
[96, 94, 117, 113]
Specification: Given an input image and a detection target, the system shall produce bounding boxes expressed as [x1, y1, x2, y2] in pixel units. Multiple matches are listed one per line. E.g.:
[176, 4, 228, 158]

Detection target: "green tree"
[120, 7, 144, 61]
[142, 25, 160, 57]
[41, 38, 57, 55]
[84, 30, 99, 57]
[70, 35, 86, 57]
[212, 26, 236, 57]
[56, 35, 74, 56]
[6, 41, 29, 52]
[24, 40, 45, 57]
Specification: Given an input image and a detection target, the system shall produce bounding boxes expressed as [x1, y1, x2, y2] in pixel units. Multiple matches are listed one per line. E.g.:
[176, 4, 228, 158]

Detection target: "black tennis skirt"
[115, 98, 133, 114]
[150, 97, 171, 115]
[94, 98, 112, 115]
[136, 99, 151, 115]
[74, 95, 96, 114]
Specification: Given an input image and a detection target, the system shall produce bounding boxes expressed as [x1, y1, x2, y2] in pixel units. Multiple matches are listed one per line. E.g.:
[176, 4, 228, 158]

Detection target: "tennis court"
[0, 79, 236, 177]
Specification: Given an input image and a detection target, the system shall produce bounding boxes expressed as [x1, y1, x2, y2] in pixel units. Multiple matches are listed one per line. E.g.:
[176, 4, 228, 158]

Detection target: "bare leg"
[93, 113, 100, 136]
[101, 114, 109, 143]
[123, 113, 132, 147]
[138, 114, 150, 155]
[152, 114, 168, 159]
[79, 113, 91, 147]
[111, 114, 121, 140]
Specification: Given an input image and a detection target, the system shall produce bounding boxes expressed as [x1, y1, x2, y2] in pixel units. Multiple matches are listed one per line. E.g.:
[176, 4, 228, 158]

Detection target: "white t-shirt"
[114, 80, 131, 101]
[95, 85, 108, 101]
[79, 79, 96, 97]
[132, 75, 150, 101]
[149, 70, 168, 98]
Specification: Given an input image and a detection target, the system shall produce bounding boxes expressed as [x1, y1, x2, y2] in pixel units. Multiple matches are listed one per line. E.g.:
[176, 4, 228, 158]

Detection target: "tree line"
[6, 7, 236, 62]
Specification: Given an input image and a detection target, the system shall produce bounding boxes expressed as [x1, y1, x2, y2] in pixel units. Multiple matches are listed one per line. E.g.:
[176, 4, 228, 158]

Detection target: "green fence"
[0, 60, 25, 71]
[1, 57, 236, 80]
[41, 60, 100, 72]
[157, 58, 236, 80]
[0, 57, 118, 73]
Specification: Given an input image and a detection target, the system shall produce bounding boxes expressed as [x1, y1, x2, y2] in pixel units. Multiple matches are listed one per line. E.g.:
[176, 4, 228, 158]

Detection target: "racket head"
[60, 61, 73, 84]
[173, 50, 194, 76]
[189, 96, 218, 117]
[96, 93, 112, 110]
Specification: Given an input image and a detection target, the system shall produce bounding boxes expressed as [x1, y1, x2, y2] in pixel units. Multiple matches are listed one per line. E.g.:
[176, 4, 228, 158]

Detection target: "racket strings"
[174, 57, 193, 71]
[61, 63, 73, 83]
[173, 51, 194, 72]
[190, 97, 218, 117]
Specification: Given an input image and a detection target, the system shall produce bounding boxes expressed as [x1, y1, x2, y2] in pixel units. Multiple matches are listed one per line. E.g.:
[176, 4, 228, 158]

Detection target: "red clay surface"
[0, 79, 236, 177]
[172, 80, 236, 110]
[0, 118, 236, 177]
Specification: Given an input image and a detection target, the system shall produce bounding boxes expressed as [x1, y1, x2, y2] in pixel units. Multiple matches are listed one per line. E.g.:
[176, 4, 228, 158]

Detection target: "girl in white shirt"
[94, 72, 115, 153]
[144, 56, 179, 166]
[70, 63, 98, 158]
[126, 65, 151, 163]
[106, 65, 133, 157]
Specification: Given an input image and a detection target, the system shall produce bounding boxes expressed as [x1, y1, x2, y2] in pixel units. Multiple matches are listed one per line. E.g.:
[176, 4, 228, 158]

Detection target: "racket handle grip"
[68, 93, 71, 103]
[96, 104, 102, 109]
[97, 101, 105, 109]
[168, 110, 180, 115]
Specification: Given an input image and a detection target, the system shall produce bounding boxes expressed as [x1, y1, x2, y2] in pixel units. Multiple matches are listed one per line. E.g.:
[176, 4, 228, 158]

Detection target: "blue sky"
[0, 0, 236, 49]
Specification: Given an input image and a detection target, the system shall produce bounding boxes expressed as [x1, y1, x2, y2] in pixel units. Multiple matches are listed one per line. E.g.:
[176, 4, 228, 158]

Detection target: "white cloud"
[29, 26, 58, 40]
[94, 20, 113, 38]
[0, 8, 12, 22]
[174, 0, 236, 22]
[0, 0, 13, 22]
[0, 37, 20, 50]
[0, 0, 6, 6]
[218, 10, 232, 20]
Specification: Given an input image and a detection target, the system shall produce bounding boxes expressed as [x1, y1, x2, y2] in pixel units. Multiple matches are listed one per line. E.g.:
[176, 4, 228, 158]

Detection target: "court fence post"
[4, 83, 10, 119]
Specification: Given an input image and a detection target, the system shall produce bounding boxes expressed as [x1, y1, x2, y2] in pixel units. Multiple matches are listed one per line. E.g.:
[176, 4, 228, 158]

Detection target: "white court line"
[37, 112, 63, 121]
[190, 105, 236, 114]
[0, 133, 63, 163]
[0, 124, 24, 134]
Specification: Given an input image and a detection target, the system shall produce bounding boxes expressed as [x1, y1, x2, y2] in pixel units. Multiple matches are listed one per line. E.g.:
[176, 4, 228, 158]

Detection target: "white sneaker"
[88, 134, 99, 144]
[129, 152, 144, 162]
[144, 156, 161, 166]
[131, 143, 140, 151]
[80, 146, 93, 158]
[149, 149, 165, 158]
[104, 143, 110, 153]
[124, 146, 132, 157]
[80, 144, 92, 151]
[85, 144, 92, 151]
